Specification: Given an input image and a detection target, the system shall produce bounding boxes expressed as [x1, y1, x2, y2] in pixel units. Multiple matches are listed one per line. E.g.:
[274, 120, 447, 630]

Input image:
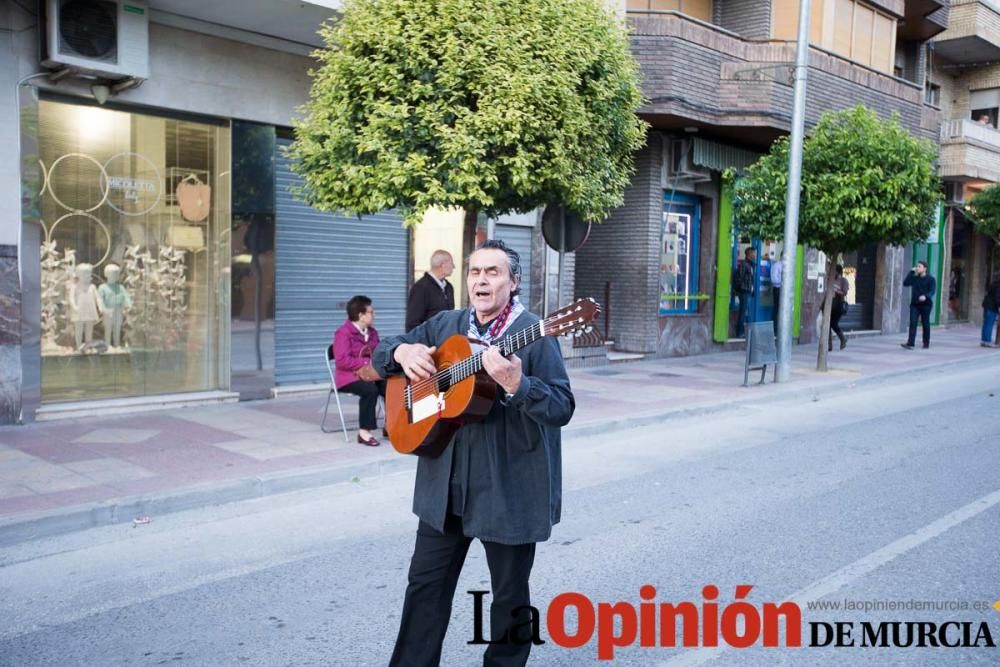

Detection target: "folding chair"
[321, 345, 349, 441]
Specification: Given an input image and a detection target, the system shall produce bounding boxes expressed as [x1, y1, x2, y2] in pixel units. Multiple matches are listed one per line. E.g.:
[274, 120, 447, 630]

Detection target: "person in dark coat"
[901, 260, 937, 350]
[405, 249, 455, 331]
[373, 239, 574, 667]
[980, 273, 1000, 347]
[829, 264, 849, 351]
[332, 295, 384, 446]
[733, 246, 756, 338]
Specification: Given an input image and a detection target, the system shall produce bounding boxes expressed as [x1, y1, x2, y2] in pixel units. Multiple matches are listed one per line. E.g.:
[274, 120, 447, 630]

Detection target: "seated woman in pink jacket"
[333, 295, 386, 446]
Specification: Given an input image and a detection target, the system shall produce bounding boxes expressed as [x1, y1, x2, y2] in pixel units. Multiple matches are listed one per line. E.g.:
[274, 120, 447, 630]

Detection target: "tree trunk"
[463, 207, 479, 260]
[462, 208, 480, 309]
[816, 257, 836, 372]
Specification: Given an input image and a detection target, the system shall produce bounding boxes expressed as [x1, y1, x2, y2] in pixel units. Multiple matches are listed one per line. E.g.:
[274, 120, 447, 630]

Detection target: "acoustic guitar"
[385, 298, 600, 457]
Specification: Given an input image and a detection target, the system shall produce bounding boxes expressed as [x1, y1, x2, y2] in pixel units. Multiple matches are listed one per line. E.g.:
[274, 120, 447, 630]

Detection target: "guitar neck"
[449, 321, 545, 385]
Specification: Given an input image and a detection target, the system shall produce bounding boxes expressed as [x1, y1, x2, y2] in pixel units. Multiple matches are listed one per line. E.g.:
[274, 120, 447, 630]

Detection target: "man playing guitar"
[373, 239, 575, 666]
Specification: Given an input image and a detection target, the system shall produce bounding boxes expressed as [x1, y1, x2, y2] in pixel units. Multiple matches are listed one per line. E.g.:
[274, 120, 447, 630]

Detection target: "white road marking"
[661, 486, 1000, 666]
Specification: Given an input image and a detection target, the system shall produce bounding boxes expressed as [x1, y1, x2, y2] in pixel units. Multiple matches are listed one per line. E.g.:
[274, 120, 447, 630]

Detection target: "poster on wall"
[659, 212, 693, 314]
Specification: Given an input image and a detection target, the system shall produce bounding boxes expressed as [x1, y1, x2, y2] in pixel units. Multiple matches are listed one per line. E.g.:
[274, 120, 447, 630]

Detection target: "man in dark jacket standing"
[375, 239, 573, 667]
[733, 246, 756, 338]
[902, 260, 937, 350]
[405, 250, 456, 331]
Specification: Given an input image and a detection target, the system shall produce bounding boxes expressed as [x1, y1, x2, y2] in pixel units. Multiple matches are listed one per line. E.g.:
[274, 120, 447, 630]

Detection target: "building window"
[659, 193, 701, 315]
[626, 0, 712, 21]
[971, 89, 1000, 128]
[925, 81, 941, 107]
[36, 99, 230, 402]
[775, 0, 896, 74]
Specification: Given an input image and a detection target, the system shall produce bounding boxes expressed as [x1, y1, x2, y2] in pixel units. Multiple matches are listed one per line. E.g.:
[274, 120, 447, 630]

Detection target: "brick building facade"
[580, 2, 949, 356]
[932, 0, 1000, 329]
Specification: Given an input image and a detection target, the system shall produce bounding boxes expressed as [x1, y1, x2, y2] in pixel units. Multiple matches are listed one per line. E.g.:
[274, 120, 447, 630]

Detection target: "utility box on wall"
[42, 0, 150, 80]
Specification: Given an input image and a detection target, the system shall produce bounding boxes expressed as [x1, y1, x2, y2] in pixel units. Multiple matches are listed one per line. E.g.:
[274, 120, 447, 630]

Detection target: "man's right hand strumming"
[393, 343, 438, 381]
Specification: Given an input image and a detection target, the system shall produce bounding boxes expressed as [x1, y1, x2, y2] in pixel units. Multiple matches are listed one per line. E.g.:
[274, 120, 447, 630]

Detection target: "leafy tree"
[288, 0, 647, 236]
[967, 185, 1000, 243]
[733, 105, 941, 370]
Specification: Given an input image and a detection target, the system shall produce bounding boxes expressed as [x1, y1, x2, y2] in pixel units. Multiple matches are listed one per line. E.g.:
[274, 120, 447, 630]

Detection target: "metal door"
[274, 137, 408, 385]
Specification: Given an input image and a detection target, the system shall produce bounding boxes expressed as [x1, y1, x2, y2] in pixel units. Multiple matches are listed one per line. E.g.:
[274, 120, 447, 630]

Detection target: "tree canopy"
[733, 105, 941, 254]
[288, 0, 648, 226]
[967, 184, 1000, 242]
[732, 105, 941, 371]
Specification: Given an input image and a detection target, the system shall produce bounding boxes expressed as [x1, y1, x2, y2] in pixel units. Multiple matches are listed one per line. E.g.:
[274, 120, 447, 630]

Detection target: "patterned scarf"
[467, 296, 525, 346]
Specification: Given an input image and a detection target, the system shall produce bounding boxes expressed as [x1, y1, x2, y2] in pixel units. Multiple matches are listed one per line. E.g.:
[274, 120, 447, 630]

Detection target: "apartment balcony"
[932, 1, 1000, 64]
[627, 13, 929, 148]
[899, 0, 948, 40]
[939, 118, 1000, 182]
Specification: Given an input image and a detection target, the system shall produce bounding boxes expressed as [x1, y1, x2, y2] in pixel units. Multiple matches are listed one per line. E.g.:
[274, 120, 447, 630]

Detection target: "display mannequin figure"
[98, 263, 132, 349]
[69, 263, 102, 350]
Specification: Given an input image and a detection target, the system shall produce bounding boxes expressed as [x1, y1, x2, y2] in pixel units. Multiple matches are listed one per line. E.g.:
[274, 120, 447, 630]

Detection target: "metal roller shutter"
[493, 224, 532, 309]
[274, 137, 409, 385]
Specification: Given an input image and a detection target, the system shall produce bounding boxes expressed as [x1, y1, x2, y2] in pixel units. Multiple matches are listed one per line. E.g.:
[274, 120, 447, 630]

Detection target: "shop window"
[36, 99, 230, 402]
[659, 193, 701, 315]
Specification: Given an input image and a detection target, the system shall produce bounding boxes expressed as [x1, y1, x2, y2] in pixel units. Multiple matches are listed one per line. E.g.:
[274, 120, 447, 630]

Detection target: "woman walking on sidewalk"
[981, 273, 1000, 347]
[829, 264, 849, 351]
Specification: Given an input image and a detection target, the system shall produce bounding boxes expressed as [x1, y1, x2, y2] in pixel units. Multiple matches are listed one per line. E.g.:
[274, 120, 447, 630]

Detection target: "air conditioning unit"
[662, 137, 712, 185]
[43, 0, 149, 80]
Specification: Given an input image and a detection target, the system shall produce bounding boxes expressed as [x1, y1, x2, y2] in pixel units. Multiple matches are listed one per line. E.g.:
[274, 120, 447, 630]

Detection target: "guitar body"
[386, 334, 497, 457]
[383, 298, 600, 458]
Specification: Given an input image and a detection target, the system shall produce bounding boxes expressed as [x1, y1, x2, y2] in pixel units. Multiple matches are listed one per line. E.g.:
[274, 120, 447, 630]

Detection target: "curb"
[0, 454, 418, 549]
[1, 351, 996, 548]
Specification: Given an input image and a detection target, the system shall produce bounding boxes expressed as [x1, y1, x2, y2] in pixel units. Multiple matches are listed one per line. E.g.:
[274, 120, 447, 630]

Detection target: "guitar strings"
[407, 322, 540, 400]
[402, 300, 596, 406]
[407, 320, 546, 402]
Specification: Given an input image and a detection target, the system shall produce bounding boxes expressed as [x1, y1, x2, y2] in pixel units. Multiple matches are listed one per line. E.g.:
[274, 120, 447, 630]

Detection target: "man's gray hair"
[430, 249, 452, 268]
[469, 239, 521, 296]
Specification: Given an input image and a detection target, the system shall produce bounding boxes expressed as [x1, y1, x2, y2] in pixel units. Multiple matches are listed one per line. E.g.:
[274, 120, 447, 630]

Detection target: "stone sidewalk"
[2, 324, 997, 546]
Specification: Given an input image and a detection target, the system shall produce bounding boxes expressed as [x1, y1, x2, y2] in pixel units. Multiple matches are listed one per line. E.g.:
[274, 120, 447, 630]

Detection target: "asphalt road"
[2, 362, 1000, 666]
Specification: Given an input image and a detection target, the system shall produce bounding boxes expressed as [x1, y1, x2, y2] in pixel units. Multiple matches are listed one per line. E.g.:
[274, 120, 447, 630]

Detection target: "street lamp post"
[776, 0, 812, 382]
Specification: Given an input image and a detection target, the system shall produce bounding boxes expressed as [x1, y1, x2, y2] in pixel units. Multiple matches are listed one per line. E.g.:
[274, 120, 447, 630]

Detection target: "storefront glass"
[231, 121, 275, 396]
[659, 193, 700, 315]
[37, 98, 230, 402]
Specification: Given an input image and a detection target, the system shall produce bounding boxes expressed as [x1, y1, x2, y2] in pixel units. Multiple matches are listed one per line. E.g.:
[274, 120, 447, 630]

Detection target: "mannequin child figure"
[69, 263, 102, 350]
[98, 263, 132, 349]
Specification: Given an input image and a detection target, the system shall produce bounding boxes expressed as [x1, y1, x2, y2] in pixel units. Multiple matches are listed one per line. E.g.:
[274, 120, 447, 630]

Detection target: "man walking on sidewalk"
[902, 260, 936, 350]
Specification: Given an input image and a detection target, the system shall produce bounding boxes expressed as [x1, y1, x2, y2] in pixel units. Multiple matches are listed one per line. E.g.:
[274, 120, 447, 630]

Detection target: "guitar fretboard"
[407, 321, 545, 402]
[451, 321, 544, 385]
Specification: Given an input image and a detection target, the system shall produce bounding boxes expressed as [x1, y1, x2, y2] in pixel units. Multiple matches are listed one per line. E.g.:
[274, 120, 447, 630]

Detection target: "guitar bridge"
[407, 386, 446, 423]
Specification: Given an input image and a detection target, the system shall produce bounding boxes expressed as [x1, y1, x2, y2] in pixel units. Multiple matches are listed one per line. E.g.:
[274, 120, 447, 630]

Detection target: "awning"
[692, 137, 760, 173]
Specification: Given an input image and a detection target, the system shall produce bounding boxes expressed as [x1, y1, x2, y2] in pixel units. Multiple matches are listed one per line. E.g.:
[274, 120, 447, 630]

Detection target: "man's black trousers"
[907, 303, 932, 348]
[389, 515, 537, 667]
